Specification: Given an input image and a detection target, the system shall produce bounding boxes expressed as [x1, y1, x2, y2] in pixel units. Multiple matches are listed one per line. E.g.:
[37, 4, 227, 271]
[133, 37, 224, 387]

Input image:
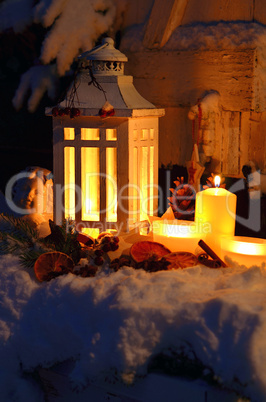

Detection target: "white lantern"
[46, 38, 165, 237]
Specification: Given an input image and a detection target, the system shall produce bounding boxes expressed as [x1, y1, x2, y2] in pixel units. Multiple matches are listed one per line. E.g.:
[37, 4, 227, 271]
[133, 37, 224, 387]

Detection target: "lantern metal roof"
[79, 37, 128, 74]
[46, 37, 165, 118]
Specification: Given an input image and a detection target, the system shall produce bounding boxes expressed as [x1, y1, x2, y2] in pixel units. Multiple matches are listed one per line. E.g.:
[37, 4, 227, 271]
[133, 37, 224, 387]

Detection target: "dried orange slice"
[34, 252, 74, 282]
[130, 241, 171, 263]
[163, 252, 198, 269]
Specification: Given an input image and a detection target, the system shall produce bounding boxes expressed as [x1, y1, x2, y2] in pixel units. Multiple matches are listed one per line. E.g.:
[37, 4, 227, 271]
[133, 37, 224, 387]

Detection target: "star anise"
[74, 264, 98, 277]
[135, 256, 171, 272]
[110, 256, 132, 271]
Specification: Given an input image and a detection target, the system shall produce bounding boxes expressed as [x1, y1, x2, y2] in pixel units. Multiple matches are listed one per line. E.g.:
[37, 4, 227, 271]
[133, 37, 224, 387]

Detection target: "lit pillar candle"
[195, 176, 237, 255]
[152, 219, 205, 253]
[221, 236, 266, 267]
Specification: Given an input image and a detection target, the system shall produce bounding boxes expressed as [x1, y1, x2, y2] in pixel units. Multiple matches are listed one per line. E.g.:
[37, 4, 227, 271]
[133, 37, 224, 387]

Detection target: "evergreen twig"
[0, 214, 81, 268]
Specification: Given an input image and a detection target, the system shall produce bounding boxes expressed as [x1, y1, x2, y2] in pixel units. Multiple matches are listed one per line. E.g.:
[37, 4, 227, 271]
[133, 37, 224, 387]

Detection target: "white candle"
[152, 219, 205, 253]
[195, 176, 237, 255]
[221, 236, 266, 267]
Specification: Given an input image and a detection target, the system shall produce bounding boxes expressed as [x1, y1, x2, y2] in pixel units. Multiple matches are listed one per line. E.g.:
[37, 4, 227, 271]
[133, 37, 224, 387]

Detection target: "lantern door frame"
[53, 116, 126, 231]
[53, 115, 159, 234]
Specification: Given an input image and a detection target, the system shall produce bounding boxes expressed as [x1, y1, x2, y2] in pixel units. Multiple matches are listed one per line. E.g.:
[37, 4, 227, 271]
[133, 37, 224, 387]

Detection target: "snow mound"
[0, 254, 266, 400]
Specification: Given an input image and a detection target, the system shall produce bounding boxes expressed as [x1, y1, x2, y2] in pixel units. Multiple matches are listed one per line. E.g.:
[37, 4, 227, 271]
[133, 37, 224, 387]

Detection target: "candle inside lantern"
[152, 219, 205, 253]
[221, 236, 266, 267]
[195, 175, 237, 255]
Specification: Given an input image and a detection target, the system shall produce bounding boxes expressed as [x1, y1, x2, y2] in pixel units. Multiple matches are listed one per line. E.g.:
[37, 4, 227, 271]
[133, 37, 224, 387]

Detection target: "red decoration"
[70, 107, 81, 119]
[58, 109, 65, 116]
[99, 101, 115, 118]
[52, 107, 59, 117]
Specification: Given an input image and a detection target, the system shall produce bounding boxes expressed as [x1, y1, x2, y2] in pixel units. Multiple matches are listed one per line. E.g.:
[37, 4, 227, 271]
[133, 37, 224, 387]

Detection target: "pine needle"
[0, 214, 81, 268]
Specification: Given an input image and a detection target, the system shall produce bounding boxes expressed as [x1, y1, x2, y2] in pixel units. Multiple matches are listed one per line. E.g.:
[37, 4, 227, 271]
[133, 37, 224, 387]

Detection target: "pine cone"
[203, 174, 226, 189]
[168, 177, 195, 221]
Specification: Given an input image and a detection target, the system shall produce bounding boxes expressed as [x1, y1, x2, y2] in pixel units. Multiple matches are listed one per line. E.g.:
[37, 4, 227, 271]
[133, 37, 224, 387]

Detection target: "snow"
[0, 0, 117, 111]
[0, 0, 34, 33]
[121, 21, 266, 53]
[0, 0, 116, 74]
[12, 64, 58, 112]
[0, 248, 266, 401]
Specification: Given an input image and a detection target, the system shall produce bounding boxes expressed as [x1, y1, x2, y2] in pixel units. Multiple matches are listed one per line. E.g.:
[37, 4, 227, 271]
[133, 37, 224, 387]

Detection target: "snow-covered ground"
[0, 248, 265, 401]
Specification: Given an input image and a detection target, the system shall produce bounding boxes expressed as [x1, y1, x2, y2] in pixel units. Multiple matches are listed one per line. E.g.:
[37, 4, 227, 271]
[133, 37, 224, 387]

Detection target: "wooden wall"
[118, 0, 266, 176]
[119, 0, 266, 31]
[212, 111, 266, 177]
[124, 47, 266, 176]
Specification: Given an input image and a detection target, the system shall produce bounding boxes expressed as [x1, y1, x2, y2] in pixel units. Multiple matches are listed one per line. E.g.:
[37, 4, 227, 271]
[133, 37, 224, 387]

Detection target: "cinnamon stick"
[197, 253, 221, 268]
[198, 239, 227, 267]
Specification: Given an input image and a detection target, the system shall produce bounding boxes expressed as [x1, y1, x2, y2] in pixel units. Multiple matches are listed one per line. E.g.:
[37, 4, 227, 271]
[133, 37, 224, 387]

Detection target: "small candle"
[152, 219, 205, 253]
[195, 176, 237, 255]
[221, 236, 266, 267]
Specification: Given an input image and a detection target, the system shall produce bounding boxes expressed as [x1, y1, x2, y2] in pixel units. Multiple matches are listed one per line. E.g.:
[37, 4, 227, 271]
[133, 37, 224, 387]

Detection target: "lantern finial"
[78, 37, 128, 76]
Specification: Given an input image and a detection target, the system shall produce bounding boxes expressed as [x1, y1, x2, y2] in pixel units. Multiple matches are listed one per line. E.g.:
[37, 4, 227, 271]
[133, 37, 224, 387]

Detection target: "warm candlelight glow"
[81, 227, 100, 239]
[81, 147, 100, 221]
[152, 220, 207, 253]
[221, 236, 266, 267]
[214, 175, 220, 187]
[195, 179, 237, 256]
[64, 146, 75, 219]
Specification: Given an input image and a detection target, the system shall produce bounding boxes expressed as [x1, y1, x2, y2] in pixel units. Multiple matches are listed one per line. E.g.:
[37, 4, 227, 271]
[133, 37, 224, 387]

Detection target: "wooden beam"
[221, 111, 240, 177]
[125, 49, 260, 112]
[182, 0, 253, 24]
[143, 0, 188, 49]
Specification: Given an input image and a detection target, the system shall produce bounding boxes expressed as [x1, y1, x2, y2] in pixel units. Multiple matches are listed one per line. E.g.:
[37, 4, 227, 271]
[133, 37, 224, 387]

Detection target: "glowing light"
[221, 236, 266, 267]
[64, 147, 75, 219]
[85, 198, 92, 214]
[81, 147, 100, 221]
[195, 184, 237, 256]
[140, 146, 148, 221]
[152, 220, 205, 253]
[214, 175, 220, 187]
[106, 147, 117, 222]
[81, 227, 99, 238]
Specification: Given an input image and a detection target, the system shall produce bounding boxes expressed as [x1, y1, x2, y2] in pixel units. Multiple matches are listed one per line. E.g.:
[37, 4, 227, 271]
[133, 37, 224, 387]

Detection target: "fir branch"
[0, 215, 81, 268]
[0, 213, 40, 247]
[19, 250, 45, 269]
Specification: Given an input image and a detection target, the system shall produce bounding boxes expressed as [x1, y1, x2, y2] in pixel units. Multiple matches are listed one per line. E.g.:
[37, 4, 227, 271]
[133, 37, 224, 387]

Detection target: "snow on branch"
[12, 64, 58, 112]
[0, 0, 34, 32]
[33, 0, 67, 28]
[39, 0, 116, 75]
[0, 0, 117, 110]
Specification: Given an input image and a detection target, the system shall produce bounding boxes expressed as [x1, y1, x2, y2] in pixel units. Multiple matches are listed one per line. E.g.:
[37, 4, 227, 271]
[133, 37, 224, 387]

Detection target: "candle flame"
[214, 175, 220, 188]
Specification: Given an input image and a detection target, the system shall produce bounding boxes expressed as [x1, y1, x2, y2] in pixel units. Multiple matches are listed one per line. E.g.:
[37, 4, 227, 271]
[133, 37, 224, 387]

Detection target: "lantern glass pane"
[132, 147, 138, 222]
[149, 146, 154, 214]
[140, 129, 148, 140]
[150, 129, 154, 140]
[81, 147, 100, 221]
[140, 146, 148, 221]
[64, 147, 75, 219]
[133, 129, 138, 141]
[106, 129, 117, 141]
[106, 147, 117, 222]
[64, 128, 75, 140]
[81, 128, 100, 140]
[81, 227, 99, 238]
